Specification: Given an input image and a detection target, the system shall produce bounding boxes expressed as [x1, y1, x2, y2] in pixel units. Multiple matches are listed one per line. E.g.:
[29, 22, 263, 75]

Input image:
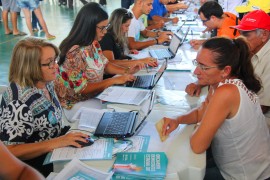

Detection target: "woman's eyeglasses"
[192, 59, 218, 71]
[96, 23, 110, 33]
[41, 56, 59, 69]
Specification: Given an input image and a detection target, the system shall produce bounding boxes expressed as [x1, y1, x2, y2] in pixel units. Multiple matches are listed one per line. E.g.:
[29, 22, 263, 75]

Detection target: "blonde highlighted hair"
[9, 37, 59, 87]
[107, 8, 133, 51]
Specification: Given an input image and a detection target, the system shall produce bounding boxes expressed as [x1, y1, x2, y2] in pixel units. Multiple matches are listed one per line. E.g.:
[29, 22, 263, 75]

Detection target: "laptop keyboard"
[104, 112, 131, 134]
[153, 49, 171, 59]
[126, 75, 152, 88]
[134, 76, 152, 87]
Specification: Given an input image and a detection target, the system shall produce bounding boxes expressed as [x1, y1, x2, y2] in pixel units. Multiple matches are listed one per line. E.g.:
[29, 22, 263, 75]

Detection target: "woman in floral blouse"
[0, 37, 90, 176]
[55, 2, 139, 115]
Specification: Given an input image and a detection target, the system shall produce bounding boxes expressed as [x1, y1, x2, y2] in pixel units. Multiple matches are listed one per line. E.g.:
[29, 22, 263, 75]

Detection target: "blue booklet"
[112, 152, 168, 180]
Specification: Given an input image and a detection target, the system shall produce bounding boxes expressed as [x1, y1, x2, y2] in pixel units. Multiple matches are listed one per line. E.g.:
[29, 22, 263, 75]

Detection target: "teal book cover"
[113, 152, 168, 179]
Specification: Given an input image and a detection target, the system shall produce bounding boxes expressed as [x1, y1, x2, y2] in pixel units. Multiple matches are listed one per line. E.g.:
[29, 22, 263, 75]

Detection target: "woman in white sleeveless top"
[162, 37, 270, 180]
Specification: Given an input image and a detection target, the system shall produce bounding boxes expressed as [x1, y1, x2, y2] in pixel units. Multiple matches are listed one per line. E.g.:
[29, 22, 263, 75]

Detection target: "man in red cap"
[231, 10, 270, 128]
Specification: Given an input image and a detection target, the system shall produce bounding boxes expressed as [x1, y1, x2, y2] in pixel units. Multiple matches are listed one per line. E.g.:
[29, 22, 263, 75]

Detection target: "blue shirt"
[148, 0, 167, 20]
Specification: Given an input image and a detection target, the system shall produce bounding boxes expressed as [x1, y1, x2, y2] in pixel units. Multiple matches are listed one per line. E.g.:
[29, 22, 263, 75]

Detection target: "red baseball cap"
[231, 10, 270, 31]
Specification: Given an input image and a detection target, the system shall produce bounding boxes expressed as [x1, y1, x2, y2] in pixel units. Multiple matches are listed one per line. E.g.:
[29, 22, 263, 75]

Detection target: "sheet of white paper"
[128, 50, 150, 59]
[97, 86, 151, 105]
[54, 158, 113, 180]
[78, 108, 107, 130]
[50, 138, 112, 162]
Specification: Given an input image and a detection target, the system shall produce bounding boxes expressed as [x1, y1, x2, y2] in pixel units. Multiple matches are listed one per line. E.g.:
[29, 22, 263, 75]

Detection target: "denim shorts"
[16, 0, 40, 11]
[2, 0, 20, 12]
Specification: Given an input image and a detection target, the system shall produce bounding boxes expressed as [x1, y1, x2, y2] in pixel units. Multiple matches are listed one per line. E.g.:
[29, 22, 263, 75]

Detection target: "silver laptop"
[173, 1, 191, 14]
[149, 27, 190, 60]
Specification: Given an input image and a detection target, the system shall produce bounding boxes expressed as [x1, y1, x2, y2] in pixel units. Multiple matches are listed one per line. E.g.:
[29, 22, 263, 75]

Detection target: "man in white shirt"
[128, 0, 173, 50]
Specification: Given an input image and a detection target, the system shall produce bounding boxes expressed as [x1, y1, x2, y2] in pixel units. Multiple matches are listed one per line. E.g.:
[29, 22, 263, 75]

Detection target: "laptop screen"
[179, 26, 190, 44]
[153, 60, 167, 85]
[168, 35, 181, 54]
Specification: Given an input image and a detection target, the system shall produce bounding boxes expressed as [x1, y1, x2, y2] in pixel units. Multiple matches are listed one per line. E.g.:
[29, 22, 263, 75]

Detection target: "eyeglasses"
[41, 56, 59, 69]
[201, 18, 210, 23]
[96, 23, 110, 33]
[192, 59, 218, 71]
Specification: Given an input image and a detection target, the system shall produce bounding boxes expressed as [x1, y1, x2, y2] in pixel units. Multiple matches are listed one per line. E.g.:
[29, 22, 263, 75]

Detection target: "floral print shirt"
[55, 40, 108, 109]
[0, 82, 62, 145]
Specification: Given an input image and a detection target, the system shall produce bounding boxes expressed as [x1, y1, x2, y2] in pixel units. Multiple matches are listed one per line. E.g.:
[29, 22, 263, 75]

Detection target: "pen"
[146, 64, 149, 73]
[191, 30, 193, 40]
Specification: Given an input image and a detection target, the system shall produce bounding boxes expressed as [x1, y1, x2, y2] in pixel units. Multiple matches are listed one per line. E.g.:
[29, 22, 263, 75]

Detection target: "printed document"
[50, 138, 113, 162]
[97, 86, 151, 105]
[72, 107, 108, 131]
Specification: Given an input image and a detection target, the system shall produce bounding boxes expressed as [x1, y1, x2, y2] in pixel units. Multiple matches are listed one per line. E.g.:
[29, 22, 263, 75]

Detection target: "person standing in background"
[16, 0, 55, 39]
[2, 0, 26, 36]
[32, 0, 43, 32]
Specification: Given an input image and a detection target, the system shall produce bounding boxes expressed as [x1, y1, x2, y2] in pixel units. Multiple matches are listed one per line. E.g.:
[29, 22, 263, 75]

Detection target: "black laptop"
[94, 91, 155, 138]
[125, 60, 167, 89]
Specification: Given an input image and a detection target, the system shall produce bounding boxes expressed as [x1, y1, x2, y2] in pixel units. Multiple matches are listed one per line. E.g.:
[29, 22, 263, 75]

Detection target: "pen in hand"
[146, 64, 149, 73]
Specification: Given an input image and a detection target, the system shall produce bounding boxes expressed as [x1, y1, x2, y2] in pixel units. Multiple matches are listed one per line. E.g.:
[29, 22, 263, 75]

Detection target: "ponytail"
[232, 38, 261, 93]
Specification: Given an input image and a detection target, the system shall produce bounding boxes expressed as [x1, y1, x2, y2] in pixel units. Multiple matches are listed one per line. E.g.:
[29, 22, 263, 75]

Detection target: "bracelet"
[124, 66, 130, 74]
[155, 38, 159, 44]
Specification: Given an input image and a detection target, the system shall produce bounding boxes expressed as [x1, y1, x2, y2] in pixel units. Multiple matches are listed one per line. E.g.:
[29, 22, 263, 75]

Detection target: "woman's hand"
[185, 83, 202, 97]
[162, 117, 179, 136]
[51, 132, 90, 149]
[189, 39, 204, 50]
[128, 64, 144, 74]
[112, 74, 136, 85]
[140, 57, 158, 67]
[129, 49, 139, 54]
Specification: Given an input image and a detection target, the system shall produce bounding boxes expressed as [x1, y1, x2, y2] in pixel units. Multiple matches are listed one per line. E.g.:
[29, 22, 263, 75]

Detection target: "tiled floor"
[0, 0, 120, 85]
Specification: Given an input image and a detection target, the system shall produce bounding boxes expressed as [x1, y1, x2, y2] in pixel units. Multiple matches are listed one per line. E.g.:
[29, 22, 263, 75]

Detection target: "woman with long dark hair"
[55, 3, 139, 118]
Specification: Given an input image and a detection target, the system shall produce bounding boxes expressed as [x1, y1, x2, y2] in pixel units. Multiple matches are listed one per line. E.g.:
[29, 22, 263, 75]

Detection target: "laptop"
[94, 90, 155, 138]
[125, 60, 167, 89]
[173, 1, 191, 14]
[149, 27, 190, 60]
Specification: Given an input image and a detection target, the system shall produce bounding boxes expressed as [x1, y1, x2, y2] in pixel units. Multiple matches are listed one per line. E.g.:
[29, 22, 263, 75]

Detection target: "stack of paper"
[112, 152, 168, 180]
[51, 158, 113, 180]
[97, 86, 151, 106]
